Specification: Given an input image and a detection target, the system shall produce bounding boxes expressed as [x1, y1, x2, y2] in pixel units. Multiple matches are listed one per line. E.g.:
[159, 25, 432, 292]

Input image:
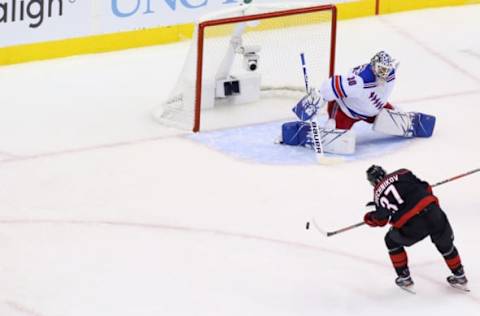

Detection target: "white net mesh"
[153, 3, 335, 131]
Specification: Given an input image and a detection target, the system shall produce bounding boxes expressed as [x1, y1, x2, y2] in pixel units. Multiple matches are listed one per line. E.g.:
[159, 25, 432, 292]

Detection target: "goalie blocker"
[280, 109, 435, 154]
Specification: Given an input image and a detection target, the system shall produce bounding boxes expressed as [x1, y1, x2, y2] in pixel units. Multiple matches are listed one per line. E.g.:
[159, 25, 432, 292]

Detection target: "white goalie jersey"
[318, 63, 396, 119]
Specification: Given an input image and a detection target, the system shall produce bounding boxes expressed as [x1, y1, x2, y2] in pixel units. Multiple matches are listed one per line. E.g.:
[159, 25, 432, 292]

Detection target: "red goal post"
[154, 3, 337, 132]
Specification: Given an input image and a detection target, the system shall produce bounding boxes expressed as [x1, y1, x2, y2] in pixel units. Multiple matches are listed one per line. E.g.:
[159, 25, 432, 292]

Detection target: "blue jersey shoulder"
[352, 63, 396, 84]
[386, 68, 396, 82]
[352, 64, 376, 84]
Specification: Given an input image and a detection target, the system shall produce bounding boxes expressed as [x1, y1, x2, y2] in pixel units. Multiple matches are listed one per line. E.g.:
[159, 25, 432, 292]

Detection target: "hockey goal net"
[153, 3, 337, 132]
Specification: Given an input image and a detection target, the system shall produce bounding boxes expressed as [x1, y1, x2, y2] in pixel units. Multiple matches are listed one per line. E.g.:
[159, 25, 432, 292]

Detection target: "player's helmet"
[370, 51, 394, 80]
[366, 165, 386, 186]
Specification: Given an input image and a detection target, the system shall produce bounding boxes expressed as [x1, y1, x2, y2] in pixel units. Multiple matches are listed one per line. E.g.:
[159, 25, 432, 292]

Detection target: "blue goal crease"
[187, 120, 413, 165]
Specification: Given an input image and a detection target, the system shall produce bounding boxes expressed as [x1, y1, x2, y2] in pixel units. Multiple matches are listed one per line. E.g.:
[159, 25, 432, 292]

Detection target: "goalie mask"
[371, 51, 395, 81]
[366, 165, 386, 186]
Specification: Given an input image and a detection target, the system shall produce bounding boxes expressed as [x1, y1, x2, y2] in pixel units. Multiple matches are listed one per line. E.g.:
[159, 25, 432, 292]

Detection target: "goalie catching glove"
[292, 88, 325, 121]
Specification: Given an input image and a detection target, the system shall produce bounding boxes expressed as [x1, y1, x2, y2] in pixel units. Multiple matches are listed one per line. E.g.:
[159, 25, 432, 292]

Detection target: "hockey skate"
[447, 274, 469, 292]
[395, 275, 415, 294]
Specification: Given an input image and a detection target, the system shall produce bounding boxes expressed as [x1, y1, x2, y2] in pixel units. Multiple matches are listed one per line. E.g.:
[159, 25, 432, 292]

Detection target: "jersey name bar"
[374, 174, 399, 204]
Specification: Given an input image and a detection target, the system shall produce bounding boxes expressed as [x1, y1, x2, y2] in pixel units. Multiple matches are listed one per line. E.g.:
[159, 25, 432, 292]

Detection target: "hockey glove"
[292, 88, 324, 121]
[364, 212, 388, 227]
[365, 201, 376, 208]
[426, 185, 433, 194]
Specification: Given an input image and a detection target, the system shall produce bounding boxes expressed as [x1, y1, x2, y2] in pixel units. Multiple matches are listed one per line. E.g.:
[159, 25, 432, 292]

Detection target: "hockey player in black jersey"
[363, 165, 468, 291]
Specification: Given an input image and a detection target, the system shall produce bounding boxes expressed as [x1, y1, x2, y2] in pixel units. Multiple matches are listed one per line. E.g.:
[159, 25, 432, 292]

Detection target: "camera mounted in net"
[241, 45, 261, 72]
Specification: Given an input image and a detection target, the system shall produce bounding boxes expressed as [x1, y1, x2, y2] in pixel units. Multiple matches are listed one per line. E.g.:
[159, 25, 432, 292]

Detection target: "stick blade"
[316, 154, 345, 165]
[310, 218, 329, 236]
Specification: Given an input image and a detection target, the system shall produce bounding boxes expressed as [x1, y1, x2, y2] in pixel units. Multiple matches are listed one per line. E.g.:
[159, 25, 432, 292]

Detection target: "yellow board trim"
[0, 24, 194, 66]
[1, 0, 479, 66]
[337, 0, 376, 20]
[379, 0, 480, 14]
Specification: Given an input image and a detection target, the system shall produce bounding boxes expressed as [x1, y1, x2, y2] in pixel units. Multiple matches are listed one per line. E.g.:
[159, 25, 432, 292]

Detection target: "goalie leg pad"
[281, 121, 311, 145]
[320, 129, 356, 155]
[281, 121, 356, 154]
[411, 112, 436, 137]
[373, 108, 415, 137]
[373, 109, 436, 138]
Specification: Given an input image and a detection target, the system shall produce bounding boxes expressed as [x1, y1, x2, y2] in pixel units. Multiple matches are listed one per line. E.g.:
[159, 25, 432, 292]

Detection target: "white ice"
[0, 4, 480, 316]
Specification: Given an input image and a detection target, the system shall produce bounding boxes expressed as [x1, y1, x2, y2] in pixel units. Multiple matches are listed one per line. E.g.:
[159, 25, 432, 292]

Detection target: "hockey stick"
[299, 53, 343, 165]
[430, 168, 479, 187]
[307, 168, 480, 237]
[309, 217, 365, 237]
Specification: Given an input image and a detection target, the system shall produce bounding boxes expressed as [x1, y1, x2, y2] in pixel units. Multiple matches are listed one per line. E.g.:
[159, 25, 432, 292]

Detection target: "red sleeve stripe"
[334, 76, 347, 99]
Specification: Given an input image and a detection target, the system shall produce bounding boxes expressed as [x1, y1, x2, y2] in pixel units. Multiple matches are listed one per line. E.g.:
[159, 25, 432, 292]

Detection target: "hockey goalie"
[279, 51, 436, 154]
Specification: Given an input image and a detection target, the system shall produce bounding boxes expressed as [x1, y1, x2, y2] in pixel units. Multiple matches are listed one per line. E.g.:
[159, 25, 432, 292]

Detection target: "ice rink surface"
[1, 4, 480, 316]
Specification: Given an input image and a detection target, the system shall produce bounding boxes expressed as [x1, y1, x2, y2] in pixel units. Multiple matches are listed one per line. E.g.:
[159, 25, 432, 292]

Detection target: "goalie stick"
[307, 168, 480, 237]
[300, 53, 343, 165]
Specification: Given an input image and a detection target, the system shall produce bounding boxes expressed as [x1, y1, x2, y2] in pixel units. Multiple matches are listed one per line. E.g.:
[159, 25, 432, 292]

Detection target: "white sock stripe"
[442, 246, 455, 257]
[389, 247, 403, 253]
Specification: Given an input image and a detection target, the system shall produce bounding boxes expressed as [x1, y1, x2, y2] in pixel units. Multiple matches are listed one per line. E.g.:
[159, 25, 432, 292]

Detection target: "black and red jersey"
[371, 169, 438, 228]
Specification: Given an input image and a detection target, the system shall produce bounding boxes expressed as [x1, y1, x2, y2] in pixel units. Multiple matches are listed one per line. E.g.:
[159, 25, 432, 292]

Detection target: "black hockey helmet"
[366, 165, 386, 186]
